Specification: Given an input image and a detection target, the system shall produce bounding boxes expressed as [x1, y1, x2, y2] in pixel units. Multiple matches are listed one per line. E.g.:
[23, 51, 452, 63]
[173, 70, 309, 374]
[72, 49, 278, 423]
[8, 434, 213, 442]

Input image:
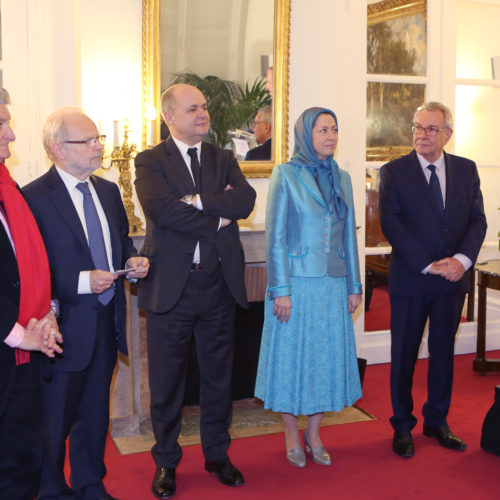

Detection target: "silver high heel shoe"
[285, 437, 306, 467]
[303, 433, 331, 466]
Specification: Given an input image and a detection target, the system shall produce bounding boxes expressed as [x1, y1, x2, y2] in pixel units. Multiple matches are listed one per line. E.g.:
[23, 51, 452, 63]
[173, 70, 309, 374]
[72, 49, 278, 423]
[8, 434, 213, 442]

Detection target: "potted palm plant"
[170, 71, 271, 148]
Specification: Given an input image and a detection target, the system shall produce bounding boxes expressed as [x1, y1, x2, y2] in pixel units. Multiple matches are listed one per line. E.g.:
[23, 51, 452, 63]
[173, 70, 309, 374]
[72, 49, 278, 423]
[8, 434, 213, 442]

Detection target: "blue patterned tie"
[76, 182, 114, 305]
[427, 165, 444, 215]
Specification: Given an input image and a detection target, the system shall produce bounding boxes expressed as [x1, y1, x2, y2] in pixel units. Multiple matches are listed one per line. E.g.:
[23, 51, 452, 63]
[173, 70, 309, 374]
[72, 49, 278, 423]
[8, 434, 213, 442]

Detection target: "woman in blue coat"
[255, 107, 362, 467]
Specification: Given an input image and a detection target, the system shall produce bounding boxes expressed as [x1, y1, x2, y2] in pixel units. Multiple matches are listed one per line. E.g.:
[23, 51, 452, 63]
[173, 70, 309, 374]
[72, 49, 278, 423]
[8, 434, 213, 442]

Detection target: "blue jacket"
[266, 163, 362, 299]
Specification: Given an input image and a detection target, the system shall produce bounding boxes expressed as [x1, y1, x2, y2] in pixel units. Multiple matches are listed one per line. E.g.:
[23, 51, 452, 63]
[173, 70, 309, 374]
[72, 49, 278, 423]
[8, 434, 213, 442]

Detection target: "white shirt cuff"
[453, 253, 472, 272]
[78, 271, 92, 294]
[4, 322, 25, 347]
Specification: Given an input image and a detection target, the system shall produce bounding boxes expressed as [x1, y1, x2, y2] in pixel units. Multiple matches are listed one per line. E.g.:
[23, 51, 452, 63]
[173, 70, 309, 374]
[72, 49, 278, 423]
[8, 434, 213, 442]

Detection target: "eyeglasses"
[63, 135, 106, 147]
[411, 124, 447, 137]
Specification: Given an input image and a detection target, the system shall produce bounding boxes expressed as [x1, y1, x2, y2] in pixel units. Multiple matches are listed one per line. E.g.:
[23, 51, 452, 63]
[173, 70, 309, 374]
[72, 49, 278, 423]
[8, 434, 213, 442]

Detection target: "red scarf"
[0, 163, 51, 364]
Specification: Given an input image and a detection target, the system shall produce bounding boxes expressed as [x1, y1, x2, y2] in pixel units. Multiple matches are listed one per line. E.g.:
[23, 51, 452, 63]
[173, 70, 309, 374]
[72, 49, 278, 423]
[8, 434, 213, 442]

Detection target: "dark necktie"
[186, 148, 218, 274]
[427, 165, 444, 215]
[76, 182, 114, 305]
[187, 147, 201, 191]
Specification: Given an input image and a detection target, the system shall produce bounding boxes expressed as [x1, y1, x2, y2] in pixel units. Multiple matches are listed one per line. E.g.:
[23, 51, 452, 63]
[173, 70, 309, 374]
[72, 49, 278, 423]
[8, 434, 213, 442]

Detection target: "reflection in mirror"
[160, 0, 273, 159]
[142, 0, 290, 177]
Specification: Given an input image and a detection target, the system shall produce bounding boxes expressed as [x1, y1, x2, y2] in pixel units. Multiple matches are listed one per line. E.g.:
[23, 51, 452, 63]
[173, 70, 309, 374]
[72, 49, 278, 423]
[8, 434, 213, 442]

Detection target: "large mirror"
[142, 0, 290, 177]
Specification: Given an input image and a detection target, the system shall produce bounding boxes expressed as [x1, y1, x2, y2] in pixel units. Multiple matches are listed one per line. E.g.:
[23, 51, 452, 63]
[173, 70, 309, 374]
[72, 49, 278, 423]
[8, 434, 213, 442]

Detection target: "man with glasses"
[380, 101, 486, 458]
[23, 106, 149, 500]
[245, 105, 272, 161]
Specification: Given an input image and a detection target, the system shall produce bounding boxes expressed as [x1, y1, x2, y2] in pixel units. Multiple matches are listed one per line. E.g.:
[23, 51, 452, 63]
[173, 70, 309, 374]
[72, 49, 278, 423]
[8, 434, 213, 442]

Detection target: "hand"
[124, 257, 150, 278]
[348, 294, 362, 314]
[434, 257, 465, 282]
[224, 184, 233, 191]
[428, 262, 446, 275]
[90, 270, 117, 294]
[220, 217, 232, 228]
[273, 295, 291, 323]
[19, 311, 63, 358]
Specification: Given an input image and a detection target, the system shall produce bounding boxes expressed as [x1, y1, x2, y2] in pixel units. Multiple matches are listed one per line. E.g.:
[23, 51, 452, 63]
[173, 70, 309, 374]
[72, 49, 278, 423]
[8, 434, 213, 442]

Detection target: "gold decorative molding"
[368, 0, 426, 26]
[141, 0, 291, 178]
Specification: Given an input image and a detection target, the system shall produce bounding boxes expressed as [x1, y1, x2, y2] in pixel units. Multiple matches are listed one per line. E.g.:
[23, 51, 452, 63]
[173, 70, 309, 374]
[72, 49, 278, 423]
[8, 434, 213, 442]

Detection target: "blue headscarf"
[288, 107, 347, 219]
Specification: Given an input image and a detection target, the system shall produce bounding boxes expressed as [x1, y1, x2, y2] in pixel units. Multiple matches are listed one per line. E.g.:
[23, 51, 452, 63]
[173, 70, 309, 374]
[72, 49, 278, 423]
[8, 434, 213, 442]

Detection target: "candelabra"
[102, 124, 144, 233]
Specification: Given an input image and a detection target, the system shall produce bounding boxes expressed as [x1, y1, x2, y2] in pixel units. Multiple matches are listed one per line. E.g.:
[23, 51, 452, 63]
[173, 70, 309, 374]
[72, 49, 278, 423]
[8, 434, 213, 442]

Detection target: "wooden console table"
[473, 260, 500, 374]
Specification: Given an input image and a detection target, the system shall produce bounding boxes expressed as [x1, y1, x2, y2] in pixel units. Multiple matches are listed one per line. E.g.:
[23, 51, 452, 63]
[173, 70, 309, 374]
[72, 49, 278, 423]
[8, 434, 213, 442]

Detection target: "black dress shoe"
[205, 458, 245, 486]
[152, 467, 176, 498]
[423, 424, 466, 450]
[393, 430, 415, 458]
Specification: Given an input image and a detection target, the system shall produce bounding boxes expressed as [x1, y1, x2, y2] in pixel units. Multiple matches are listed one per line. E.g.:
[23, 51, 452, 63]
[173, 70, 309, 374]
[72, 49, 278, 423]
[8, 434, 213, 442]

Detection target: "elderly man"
[23, 106, 149, 500]
[0, 88, 62, 499]
[245, 105, 272, 161]
[380, 101, 487, 458]
[135, 84, 256, 498]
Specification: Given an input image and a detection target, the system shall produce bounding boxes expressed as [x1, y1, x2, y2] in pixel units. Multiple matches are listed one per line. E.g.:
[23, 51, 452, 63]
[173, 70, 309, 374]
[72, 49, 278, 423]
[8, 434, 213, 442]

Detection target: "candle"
[112, 120, 120, 148]
[147, 119, 155, 146]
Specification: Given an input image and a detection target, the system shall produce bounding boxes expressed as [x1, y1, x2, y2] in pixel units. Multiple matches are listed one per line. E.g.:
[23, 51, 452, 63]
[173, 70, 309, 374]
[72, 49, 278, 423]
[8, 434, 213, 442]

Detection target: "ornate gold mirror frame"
[142, 0, 290, 178]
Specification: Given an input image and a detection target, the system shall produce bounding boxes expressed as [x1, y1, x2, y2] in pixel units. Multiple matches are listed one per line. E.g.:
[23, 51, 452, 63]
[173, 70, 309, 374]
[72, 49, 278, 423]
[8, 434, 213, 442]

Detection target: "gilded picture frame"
[141, 0, 291, 178]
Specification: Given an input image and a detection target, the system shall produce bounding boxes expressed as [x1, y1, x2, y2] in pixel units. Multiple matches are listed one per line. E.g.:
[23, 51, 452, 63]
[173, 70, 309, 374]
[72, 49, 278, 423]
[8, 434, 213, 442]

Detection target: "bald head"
[160, 84, 210, 145]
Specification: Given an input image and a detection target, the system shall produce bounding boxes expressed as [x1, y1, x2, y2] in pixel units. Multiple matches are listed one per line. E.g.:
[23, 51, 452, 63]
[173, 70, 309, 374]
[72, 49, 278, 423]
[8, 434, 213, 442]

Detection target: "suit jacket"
[379, 150, 487, 296]
[266, 163, 362, 299]
[0, 220, 21, 417]
[23, 166, 137, 372]
[134, 137, 256, 313]
[245, 138, 272, 161]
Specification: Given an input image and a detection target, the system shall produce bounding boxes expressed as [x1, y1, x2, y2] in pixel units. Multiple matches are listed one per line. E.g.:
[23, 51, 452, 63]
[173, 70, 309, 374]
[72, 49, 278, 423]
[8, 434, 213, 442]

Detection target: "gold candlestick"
[104, 124, 144, 233]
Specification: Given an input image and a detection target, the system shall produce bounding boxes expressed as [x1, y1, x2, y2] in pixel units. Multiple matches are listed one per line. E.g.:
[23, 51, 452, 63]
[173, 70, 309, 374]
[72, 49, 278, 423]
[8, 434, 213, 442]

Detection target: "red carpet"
[365, 284, 391, 331]
[98, 351, 500, 499]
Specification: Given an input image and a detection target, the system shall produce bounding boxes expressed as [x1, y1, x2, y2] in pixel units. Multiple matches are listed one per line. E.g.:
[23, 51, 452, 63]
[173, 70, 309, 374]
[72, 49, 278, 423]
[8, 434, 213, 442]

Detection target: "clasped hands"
[179, 184, 233, 228]
[428, 257, 465, 282]
[89, 257, 150, 294]
[21, 310, 63, 358]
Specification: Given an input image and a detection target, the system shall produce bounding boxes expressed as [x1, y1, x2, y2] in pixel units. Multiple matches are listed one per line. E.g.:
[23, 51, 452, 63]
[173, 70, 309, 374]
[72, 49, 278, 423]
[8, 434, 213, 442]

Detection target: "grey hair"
[414, 101, 453, 130]
[42, 106, 85, 162]
[0, 88, 11, 105]
[257, 105, 272, 128]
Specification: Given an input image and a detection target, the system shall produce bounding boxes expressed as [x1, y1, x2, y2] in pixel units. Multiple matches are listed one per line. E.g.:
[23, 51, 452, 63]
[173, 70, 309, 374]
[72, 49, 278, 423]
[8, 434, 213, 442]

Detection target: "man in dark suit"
[245, 105, 272, 161]
[0, 87, 62, 499]
[135, 84, 256, 498]
[380, 101, 487, 458]
[23, 107, 149, 500]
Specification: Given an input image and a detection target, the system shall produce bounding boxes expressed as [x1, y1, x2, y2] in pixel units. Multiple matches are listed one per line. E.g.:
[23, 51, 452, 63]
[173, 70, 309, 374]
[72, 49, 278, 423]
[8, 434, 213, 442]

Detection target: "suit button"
[13, 280, 20, 288]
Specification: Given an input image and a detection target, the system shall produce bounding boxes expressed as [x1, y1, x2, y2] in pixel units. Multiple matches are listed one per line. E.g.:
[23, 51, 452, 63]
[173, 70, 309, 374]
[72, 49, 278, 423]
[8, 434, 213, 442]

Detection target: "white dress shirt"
[55, 166, 115, 292]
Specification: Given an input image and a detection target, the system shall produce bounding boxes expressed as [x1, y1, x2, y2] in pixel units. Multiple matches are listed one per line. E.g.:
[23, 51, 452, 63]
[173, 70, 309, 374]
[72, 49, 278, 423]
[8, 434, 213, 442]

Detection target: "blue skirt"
[255, 276, 362, 416]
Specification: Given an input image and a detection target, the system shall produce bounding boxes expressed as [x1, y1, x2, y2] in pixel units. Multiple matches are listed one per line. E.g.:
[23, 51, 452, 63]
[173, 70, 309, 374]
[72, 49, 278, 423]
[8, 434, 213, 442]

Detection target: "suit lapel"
[443, 151, 454, 216]
[164, 137, 197, 193]
[295, 166, 327, 209]
[46, 166, 89, 248]
[200, 142, 217, 193]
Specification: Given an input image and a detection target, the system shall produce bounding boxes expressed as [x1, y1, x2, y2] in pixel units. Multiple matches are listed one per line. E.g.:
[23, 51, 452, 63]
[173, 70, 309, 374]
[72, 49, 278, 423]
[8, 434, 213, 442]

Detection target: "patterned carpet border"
[112, 404, 375, 455]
